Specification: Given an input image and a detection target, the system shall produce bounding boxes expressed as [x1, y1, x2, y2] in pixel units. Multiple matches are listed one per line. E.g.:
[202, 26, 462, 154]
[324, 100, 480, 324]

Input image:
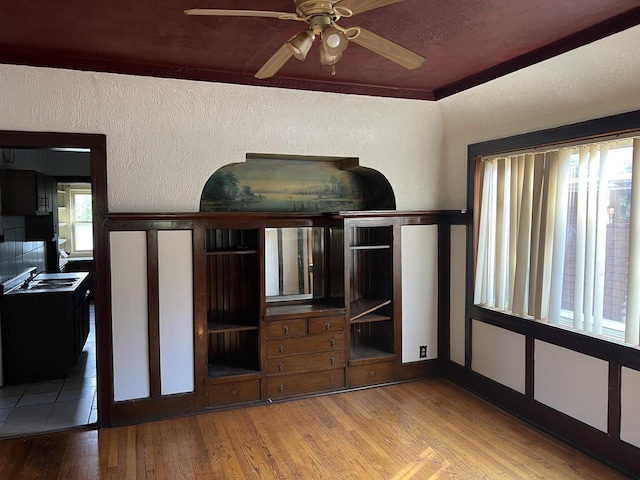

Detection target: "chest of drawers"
[264, 308, 346, 400]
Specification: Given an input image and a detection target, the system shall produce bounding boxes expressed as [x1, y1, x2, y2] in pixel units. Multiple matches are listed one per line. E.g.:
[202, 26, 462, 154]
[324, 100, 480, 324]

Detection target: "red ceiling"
[1, 0, 639, 100]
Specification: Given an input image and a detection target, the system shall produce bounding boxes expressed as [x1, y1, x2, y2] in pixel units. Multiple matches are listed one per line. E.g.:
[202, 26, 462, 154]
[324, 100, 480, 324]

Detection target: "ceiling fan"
[185, 0, 426, 79]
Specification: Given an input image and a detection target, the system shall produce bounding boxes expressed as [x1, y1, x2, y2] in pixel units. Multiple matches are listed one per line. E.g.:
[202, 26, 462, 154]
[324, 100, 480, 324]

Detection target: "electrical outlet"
[419, 345, 427, 359]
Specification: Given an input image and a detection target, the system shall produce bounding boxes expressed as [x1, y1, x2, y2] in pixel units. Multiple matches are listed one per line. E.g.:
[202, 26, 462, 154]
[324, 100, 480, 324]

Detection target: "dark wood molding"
[147, 230, 161, 399]
[437, 223, 451, 364]
[435, 6, 640, 100]
[0, 130, 111, 428]
[463, 109, 640, 478]
[608, 362, 622, 441]
[110, 393, 196, 427]
[446, 361, 639, 479]
[193, 225, 208, 410]
[395, 359, 440, 381]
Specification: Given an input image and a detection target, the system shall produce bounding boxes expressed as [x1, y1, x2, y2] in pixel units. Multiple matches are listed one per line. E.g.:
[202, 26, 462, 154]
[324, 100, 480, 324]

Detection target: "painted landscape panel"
[201, 158, 370, 213]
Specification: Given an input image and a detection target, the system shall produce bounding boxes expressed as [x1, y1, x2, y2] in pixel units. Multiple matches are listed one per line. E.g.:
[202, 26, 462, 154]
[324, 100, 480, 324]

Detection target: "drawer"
[266, 351, 346, 375]
[266, 318, 306, 338]
[349, 362, 394, 387]
[308, 315, 345, 334]
[206, 379, 261, 407]
[266, 368, 345, 400]
[267, 332, 345, 357]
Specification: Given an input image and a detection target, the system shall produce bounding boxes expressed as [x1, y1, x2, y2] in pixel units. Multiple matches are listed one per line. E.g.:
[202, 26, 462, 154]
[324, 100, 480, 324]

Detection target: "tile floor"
[0, 304, 96, 438]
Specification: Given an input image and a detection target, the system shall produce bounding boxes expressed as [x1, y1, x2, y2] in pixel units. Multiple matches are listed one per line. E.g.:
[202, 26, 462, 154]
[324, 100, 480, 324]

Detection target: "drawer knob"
[278, 363, 284, 372]
[330, 338, 336, 347]
[279, 384, 284, 393]
[325, 322, 331, 331]
[284, 326, 289, 334]
[370, 370, 376, 378]
[330, 357, 335, 365]
[279, 345, 284, 353]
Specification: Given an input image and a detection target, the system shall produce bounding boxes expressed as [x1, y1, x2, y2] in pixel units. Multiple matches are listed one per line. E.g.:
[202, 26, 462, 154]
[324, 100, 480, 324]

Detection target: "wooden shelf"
[207, 365, 260, 379]
[208, 322, 258, 333]
[350, 298, 391, 321]
[350, 312, 391, 324]
[350, 244, 391, 250]
[350, 345, 395, 363]
[206, 249, 258, 256]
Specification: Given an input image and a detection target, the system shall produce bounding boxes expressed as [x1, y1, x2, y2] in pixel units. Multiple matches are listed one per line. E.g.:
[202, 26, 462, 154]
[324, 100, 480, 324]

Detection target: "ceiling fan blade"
[349, 27, 425, 69]
[336, 0, 403, 15]
[184, 9, 296, 20]
[255, 44, 294, 79]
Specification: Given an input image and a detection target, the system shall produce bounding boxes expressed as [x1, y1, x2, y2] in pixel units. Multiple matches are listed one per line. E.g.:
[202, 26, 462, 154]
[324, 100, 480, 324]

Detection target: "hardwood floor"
[0, 379, 629, 479]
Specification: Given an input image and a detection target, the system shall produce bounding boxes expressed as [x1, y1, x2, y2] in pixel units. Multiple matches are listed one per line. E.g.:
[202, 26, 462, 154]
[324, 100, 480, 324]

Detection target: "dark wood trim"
[394, 359, 440, 380]
[462, 109, 640, 478]
[468, 306, 640, 370]
[0, 49, 436, 101]
[435, 6, 640, 100]
[393, 223, 403, 377]
[468, 110, 640, 160]
[437, 223, 451, 365]
[446, 362, 639, 478]
[608, 362, 622, 441]
[110, 393, 196, 427]
[193, 225, 208, 410]
[0, 130, 111, 428]
[525, 336, 535, 398]
[146, 230, 161, 399]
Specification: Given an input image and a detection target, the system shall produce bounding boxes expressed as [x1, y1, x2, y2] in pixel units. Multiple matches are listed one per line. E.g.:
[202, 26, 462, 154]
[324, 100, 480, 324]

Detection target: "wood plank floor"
[0, 379, 629, 479]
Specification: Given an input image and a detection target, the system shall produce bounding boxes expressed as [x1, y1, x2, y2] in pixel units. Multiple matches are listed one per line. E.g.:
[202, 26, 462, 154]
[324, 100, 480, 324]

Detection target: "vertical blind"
[474, 139, 640, 346]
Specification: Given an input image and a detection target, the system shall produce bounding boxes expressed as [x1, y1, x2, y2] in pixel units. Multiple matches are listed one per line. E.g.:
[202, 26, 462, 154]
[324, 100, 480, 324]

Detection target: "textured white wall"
[439, 24, 640, 209]
[0, 64, 442, 212]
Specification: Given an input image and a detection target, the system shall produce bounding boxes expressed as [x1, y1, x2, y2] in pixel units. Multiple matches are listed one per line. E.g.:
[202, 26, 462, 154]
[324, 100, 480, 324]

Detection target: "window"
[474, 137, 639, 346]
[70, 189, 93, 254]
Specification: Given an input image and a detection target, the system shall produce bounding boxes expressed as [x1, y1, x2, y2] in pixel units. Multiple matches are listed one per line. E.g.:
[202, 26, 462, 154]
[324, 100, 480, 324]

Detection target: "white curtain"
[475, 140, 639, 346]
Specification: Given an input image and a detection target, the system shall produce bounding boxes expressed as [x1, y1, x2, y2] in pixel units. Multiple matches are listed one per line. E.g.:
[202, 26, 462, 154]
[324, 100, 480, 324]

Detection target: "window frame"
[466, 110, 640, 370]
[68, 187, 93, 257]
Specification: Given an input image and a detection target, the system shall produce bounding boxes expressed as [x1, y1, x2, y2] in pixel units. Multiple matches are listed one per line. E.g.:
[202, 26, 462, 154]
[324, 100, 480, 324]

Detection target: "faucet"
[21, 271, 36, 289]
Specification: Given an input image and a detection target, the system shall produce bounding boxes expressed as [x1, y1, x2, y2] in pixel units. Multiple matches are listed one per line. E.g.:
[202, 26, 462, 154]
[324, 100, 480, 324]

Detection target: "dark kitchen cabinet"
[1, 273, 90, 384]
[1, 169, 59, 270]
[1, 169, 56, 215]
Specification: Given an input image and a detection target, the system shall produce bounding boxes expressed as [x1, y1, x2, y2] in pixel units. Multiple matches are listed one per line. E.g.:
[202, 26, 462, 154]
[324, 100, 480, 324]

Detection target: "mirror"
[265, 227, 324, 302]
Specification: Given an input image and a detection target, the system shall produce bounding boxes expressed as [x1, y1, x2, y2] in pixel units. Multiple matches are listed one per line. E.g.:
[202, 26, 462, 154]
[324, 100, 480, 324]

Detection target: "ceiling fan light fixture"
[320, 44, 343, 66]
[321, 25, 348, 55]
[287, 30, 315, 60]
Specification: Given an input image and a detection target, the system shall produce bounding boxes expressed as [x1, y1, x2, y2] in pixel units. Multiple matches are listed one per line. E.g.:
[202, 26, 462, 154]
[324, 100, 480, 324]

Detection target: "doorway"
[0, 131, 109, 435]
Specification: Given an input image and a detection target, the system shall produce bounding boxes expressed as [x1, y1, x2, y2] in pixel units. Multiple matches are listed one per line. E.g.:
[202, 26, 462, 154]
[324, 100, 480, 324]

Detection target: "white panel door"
[158, 230, 194, 396]
[401, 224, 438, 362]
[110, 231, 150, 401]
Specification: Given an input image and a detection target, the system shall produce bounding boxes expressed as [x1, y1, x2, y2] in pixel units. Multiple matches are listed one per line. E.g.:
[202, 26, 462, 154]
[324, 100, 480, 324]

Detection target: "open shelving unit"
[347, 223, 395, 364]
[205, 228, 260, 378]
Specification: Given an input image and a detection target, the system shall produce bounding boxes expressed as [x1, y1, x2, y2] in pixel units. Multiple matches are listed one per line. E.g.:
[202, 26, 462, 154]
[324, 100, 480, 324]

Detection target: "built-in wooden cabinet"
[196, 212, 437, 408]
[205, 228, 260, 378]
[264, 304, 346, 400]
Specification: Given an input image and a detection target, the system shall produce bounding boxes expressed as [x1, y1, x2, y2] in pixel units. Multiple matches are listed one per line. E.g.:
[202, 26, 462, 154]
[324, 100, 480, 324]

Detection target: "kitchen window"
[473, 136, 640, 346]
[70, 188, 93, 254]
